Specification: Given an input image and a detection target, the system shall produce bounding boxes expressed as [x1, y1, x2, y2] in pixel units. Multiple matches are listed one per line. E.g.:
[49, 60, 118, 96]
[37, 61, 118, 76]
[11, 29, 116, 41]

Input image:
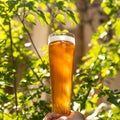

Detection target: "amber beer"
[48, 32, 75, 116]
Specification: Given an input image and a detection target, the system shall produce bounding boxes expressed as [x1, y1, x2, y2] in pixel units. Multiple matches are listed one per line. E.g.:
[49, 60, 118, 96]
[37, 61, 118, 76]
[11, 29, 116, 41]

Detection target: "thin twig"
[8, 20, 18, 116]
[17, 15, 44, 64]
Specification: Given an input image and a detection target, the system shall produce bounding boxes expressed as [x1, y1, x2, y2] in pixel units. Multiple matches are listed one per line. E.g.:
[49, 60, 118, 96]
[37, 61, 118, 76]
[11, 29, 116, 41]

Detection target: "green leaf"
[56, 1, 64, 9]
[90, 0, 94, 4]
[44, 12, 50, 24]
[113, 18, 120, 36]
[113, 54, 119, 63]
[39, 2, 47, 10]
[91, 94, 99, 104]
[37, 10, 49, 24]
[101, 3, 111, 15]
[13, 51, 19, 57]
[26, 1, 34, 10]
[26, 14, 36, 24]
[101, 67, 110, 77]
[55, 14, 65, 24]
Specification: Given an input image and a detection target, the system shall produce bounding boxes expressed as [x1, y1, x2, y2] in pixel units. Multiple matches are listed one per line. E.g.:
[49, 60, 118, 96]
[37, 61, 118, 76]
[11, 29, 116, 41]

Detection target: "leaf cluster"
[0, 0, 79, 119]
[72, 0, 120, 119]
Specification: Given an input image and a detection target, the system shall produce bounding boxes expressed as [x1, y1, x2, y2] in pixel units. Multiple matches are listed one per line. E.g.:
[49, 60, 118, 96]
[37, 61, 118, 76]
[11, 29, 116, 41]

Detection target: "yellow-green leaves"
[44, 12, 51, 24]
[101, 0, 120, 16]
[113, 18, 120, 36]
[26, 14, 36, 24]
[90, 0, 94, 4]
[91, 94, 98, 104]
[13, 51, 20, 58]
[55, 14, 65, 24]
[39, 2, 47, 10]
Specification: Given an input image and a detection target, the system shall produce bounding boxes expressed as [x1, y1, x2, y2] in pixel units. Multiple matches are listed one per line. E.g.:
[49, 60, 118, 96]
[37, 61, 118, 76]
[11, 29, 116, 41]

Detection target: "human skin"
[43, 111, 85, 120]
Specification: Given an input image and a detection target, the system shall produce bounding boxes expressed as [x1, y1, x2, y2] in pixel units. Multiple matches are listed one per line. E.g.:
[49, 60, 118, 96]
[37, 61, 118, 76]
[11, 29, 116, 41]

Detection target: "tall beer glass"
[48, 31, 75, 116]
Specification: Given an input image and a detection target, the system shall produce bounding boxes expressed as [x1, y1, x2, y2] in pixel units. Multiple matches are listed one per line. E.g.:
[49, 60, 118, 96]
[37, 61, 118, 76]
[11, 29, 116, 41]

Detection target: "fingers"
[57, 116, 68, 120]
[67, 111, 85, 120]
[43, 112, 61, 120]
[43, 111, 85, 120]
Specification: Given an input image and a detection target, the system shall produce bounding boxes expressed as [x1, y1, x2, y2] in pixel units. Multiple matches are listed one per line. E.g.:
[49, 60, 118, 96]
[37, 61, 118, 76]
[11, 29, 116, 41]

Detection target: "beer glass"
[48, 31, 75, 116]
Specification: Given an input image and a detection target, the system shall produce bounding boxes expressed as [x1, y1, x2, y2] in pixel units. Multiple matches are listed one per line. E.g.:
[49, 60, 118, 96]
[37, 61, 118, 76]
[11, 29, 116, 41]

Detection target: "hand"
[43, 111, 84, 120]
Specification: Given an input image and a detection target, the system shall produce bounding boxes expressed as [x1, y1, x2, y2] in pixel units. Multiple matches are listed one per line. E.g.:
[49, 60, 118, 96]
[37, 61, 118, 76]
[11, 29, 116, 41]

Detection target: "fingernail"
[60, 116, 67, 120]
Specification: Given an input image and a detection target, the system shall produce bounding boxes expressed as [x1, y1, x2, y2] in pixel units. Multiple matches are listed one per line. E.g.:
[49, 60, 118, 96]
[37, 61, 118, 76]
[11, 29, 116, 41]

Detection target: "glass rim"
[48, 32, 75, 45]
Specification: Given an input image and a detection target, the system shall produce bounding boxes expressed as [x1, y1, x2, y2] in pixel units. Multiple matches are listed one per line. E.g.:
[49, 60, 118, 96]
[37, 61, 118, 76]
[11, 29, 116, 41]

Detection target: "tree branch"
[8, 19, 18, 116]
[17, 15, 44, 65]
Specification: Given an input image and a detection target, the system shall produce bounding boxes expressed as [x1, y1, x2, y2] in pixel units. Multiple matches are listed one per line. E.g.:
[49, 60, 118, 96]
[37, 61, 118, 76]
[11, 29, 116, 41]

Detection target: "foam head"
[48, 32, 75, 45]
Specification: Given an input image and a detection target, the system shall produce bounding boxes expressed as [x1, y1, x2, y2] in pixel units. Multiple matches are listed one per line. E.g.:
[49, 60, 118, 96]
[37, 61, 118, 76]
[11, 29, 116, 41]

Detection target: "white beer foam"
[48, 35, 75, 44]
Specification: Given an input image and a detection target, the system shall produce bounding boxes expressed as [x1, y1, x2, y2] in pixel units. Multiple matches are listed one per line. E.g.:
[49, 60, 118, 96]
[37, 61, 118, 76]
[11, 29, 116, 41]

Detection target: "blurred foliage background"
[0, 0, 120, 120]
